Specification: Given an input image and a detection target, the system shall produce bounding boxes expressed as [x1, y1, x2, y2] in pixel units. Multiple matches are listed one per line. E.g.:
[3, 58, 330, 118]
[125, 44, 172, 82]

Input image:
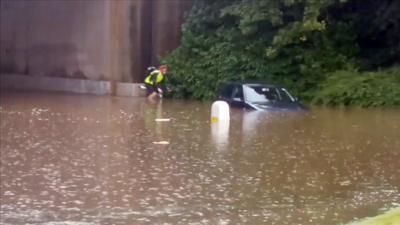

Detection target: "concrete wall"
[0, 0, 193, 86]
[1, 74, 146, 97]
[130, 0, 193, 82]
[151, 0, 193, 63]
[0, 0, 113, 80]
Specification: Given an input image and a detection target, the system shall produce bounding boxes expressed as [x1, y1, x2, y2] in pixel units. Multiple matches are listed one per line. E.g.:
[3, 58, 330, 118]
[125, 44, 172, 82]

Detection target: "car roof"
[223, 81, 279, 88]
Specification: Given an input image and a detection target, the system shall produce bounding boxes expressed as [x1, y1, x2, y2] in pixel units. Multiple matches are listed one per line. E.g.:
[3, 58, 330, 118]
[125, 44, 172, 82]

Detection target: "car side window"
[231, 86, 243, 100]
[219, 84, 234, 98]
[265, 88, 279, 101]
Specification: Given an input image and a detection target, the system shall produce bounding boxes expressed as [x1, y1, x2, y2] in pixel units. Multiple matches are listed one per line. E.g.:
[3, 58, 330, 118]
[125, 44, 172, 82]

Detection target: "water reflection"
[241, 111, 268, 145]
[211, 120, 230, 152]
[1, 91, 399, 225]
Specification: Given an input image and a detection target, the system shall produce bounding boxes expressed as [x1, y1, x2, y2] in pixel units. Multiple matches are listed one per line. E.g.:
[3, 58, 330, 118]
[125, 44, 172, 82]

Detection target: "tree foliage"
[162, 0, 400, 107]
[312, 67, 400, 107]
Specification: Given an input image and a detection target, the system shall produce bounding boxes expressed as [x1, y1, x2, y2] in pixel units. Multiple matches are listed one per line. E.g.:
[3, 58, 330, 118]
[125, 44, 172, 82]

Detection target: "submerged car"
[216, 82, 307, 111]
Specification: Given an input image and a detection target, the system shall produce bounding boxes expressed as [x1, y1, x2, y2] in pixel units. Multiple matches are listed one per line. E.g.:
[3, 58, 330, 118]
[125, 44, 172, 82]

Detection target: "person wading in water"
[143, 65, 168, 101]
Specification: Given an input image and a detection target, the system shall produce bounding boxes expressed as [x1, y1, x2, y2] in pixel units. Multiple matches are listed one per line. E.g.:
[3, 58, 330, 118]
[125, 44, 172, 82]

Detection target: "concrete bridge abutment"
[0, 0, 193, 94]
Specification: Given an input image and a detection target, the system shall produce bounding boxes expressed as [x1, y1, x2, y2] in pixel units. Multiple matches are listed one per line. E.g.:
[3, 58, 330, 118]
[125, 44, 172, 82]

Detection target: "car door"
[230, 85, 245, 108]
[217, 84, 233, 102]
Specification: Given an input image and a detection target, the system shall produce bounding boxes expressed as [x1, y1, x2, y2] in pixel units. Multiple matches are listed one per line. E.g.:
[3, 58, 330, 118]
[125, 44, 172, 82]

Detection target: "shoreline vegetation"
[162, 0, 400, 107]
[344, 208, 400, 225]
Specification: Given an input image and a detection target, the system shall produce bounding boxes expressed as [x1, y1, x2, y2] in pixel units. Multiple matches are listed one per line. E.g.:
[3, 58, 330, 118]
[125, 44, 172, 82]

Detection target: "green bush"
[312, 67, 400, 107]
[162, 0, 357, 101]
[344, 207, 400, 225]
[162, 0, 400, 107]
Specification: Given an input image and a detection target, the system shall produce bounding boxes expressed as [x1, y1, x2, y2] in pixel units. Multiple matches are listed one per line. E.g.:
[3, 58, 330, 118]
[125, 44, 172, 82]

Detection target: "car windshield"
[243, 84, 295, 103]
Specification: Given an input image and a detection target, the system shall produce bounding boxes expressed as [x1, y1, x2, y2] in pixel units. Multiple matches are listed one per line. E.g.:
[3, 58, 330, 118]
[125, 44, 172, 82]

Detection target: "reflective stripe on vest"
[144, 70, 164, 85]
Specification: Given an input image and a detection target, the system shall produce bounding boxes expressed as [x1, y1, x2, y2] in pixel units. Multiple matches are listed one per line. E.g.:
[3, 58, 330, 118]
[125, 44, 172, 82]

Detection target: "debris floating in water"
[155, 118, 172, 122]
[339, 180, 351, 186]
[153, 141, 169, 145]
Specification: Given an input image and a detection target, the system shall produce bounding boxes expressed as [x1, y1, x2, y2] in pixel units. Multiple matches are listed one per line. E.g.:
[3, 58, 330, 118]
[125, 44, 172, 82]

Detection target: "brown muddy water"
[1, 91, 399, 225]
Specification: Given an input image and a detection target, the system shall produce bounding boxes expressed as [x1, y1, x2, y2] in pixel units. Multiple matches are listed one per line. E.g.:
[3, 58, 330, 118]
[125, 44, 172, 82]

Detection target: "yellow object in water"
[345, 207, 400, 225]
[211, 117, 218, 123]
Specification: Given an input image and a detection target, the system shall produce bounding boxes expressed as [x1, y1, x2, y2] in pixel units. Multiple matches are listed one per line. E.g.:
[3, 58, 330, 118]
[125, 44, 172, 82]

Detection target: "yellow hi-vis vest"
[144, 70, 164, 85]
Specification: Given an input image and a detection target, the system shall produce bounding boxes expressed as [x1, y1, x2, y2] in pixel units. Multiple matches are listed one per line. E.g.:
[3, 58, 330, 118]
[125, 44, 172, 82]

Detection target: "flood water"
[1, 91, 399, 225]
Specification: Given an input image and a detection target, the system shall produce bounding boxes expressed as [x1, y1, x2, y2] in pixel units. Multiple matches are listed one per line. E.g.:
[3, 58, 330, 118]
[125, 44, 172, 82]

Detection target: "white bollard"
[211, 101, 230, 123]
